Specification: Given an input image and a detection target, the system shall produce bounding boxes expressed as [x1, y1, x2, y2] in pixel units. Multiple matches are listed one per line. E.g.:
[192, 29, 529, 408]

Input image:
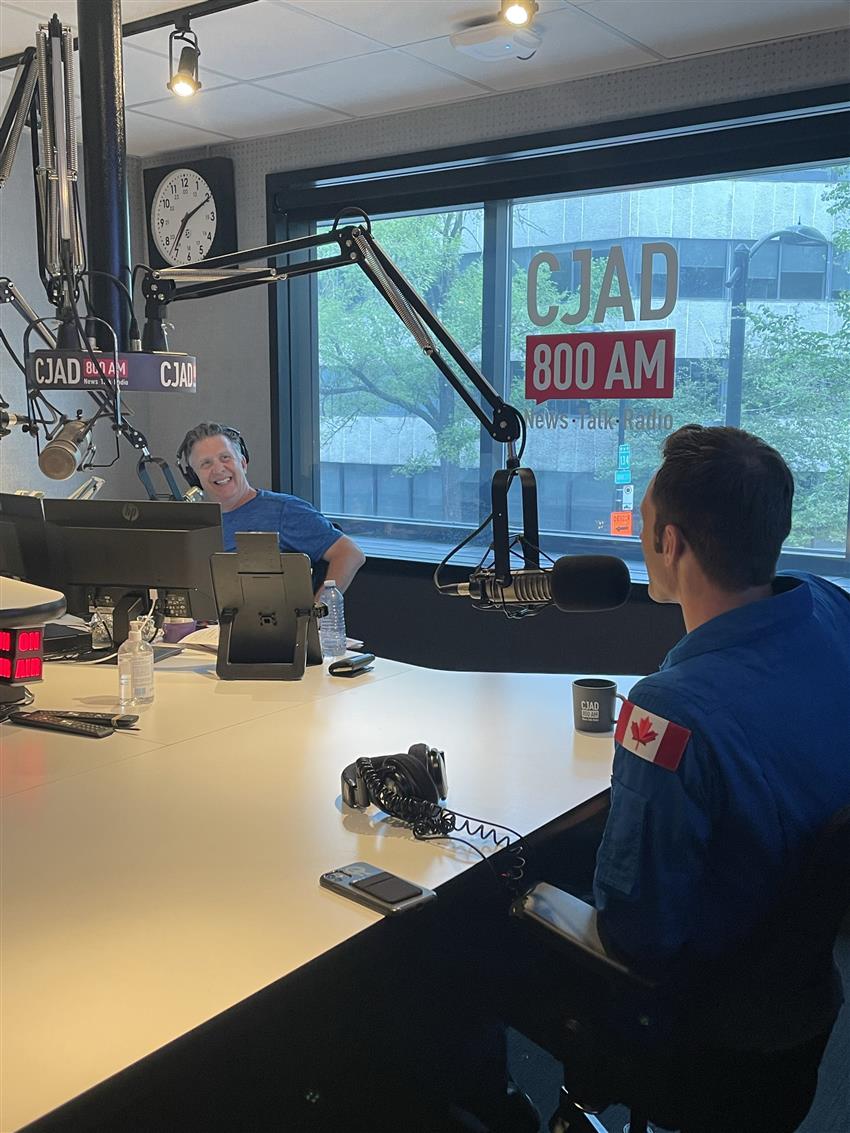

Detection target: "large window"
[272, 102, 850, 578]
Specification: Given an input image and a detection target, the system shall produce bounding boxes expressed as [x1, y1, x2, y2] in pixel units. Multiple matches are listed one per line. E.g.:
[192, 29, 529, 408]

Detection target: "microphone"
[444, 555, 630, 612]
[38, 418, 95, 480]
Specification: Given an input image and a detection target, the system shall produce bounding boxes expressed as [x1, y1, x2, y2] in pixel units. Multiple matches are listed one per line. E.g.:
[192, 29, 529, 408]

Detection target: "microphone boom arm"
[141, 216, 537, 584]
[143, 222, 523, 447]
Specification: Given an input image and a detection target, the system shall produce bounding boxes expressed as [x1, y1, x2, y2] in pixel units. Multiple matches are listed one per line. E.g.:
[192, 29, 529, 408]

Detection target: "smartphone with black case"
[319, 861, 436, 916]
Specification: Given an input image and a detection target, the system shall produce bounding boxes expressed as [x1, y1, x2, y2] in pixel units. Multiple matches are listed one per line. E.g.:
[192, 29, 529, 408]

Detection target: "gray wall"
[133, 26, 850, 485]
[0, 147, 154, 500]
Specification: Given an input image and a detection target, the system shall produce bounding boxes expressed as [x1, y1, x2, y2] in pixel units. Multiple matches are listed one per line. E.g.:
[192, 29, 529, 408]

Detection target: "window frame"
[267, 84, 850, 578]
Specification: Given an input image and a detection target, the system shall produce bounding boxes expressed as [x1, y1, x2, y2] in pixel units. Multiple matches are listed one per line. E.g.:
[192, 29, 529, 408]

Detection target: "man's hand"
[321, 535, 365, 594]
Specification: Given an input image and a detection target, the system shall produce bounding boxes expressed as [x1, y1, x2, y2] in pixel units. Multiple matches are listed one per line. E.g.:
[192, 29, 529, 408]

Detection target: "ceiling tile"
[403, 5, 657, 92]
[2, 0, 184, 38]
[257, 49, 485, 115]
[1, 3, 45, 53]
[571, 0, 850, 59]
[282, 0, 568, 47]
[134, 83, 349, 140]
[126, 0, 382, 80]
[124, 109, 233, 157]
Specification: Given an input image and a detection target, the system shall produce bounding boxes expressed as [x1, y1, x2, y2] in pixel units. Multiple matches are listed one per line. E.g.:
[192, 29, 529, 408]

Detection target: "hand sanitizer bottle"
[117, 619, 155, 707]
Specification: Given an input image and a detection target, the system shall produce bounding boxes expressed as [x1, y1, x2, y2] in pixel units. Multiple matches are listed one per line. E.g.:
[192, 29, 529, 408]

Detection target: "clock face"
[151, 168, 218, 266]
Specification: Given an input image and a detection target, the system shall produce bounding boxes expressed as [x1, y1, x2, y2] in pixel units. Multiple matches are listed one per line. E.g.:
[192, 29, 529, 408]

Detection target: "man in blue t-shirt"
[178, 422, 365, 594]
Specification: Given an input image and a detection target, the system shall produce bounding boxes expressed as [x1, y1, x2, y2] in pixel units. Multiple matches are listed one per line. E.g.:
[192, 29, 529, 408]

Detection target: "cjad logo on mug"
[572, 678, 624, 734]
[581, 698, 601, 723]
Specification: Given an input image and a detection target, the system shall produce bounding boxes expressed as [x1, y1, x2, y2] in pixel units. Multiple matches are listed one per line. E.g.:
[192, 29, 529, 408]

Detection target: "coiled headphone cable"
[357, 757, 528, 894]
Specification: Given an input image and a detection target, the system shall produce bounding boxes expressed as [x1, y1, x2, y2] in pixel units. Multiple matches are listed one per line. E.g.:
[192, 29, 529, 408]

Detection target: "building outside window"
[288, 150, 849, 577]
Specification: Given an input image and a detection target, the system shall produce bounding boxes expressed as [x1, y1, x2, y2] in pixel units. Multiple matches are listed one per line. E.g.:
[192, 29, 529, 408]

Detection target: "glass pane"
[342, 465, 374, 515]
[831, 249, 850, 299]
[747, 241, 779, 300]
[376, 467, 411, 518]
[679, 239, 728, 299]
[320, 463, 342, 515]
[510, 163, 850, 558]
[317, 208, 485, 545]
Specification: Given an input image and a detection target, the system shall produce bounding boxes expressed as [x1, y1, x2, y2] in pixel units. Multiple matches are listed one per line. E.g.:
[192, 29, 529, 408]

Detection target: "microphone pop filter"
[551, 555, 631, 612]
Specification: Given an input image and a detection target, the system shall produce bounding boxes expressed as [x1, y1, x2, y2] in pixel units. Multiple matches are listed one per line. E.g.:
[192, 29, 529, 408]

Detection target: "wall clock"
[143, 156, 237, 269]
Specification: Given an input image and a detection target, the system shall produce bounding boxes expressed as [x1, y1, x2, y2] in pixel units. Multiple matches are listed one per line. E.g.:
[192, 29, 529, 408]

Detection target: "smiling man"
[177, 422, 365, 594]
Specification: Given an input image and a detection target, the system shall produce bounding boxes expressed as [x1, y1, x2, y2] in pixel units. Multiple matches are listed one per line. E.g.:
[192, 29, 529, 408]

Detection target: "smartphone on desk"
[320, 862, 436, 916]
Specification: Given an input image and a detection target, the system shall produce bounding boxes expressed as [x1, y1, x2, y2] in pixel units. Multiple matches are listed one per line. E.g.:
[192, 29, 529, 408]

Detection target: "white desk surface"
[1, 655, 636, 1131]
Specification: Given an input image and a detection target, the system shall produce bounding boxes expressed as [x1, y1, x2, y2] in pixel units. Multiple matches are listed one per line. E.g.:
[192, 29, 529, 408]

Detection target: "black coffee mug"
[572, 678, 624, 733]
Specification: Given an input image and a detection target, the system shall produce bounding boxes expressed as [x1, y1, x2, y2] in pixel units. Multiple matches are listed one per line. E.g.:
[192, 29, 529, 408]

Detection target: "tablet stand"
[210, 533, 323, 681]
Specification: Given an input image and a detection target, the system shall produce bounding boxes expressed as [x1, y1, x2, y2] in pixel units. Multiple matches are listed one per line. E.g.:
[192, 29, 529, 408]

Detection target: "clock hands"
[171, 193, 211, 259]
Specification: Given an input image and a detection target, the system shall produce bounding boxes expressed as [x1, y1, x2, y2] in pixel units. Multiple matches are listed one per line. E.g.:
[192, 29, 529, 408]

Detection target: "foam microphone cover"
[551, 555, 631, 612]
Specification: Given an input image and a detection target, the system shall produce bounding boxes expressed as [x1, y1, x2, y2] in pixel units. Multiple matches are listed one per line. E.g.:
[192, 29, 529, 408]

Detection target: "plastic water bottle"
[319, 580, 347, 659]
[117, 619, 155, 707]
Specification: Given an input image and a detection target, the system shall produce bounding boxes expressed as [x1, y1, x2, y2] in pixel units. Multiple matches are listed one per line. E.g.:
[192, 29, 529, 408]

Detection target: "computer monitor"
[40, 498, 223, 639]
[0, 494, 50, 583]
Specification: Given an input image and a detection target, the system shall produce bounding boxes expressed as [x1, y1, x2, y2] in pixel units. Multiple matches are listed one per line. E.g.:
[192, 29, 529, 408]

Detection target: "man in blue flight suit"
[591, 424, 850, 1131]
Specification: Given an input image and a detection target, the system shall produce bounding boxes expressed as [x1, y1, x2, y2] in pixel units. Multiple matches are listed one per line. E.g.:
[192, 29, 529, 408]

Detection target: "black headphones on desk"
[340, 744, 528, 890]
[176, 425, 251, 490]
[342, 743, 448, 810]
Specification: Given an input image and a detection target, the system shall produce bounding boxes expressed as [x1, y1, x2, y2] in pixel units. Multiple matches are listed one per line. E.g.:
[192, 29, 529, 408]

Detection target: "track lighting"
[167, 20, 202, 98]
[501, 0, 539, 26]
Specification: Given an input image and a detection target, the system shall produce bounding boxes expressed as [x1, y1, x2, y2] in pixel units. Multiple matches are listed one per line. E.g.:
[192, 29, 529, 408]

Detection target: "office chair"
[511, 804, 850, 1133]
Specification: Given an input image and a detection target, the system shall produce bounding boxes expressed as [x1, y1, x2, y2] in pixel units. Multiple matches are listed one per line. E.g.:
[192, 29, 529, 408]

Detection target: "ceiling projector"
[449, 24, 541, 61]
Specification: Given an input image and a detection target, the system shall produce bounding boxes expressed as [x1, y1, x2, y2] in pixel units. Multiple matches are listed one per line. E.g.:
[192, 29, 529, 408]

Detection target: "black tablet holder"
[210, 532, 324, 681]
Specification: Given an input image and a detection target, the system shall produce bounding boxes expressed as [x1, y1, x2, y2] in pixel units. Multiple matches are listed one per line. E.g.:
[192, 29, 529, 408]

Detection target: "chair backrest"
[693, 803, 850, 1047]
[750, 803, 850, 969]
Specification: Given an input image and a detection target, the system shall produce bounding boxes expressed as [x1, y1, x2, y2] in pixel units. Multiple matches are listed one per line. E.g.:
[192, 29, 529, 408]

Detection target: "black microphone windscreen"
[551, 555, 631, 612]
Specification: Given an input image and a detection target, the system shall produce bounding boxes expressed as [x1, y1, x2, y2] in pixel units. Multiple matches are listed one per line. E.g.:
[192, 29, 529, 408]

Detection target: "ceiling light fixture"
[501, 0, 539, 27]
[167, 18, 202, 98]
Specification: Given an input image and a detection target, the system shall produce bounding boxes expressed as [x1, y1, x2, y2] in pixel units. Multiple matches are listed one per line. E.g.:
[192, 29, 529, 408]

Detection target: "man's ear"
[661, 523, 687, 563]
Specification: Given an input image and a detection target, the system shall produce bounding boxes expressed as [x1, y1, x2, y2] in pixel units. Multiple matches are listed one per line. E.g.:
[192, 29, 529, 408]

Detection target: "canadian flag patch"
[614, 700, 691, 771]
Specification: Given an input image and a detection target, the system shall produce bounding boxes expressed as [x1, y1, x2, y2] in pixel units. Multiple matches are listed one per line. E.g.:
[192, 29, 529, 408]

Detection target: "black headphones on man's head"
[341, 743, 448, 814]
[176, 424, 250, 490]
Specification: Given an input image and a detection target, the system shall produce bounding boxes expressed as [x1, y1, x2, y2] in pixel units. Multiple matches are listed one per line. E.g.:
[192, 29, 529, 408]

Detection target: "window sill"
[349, 532, 849, 593]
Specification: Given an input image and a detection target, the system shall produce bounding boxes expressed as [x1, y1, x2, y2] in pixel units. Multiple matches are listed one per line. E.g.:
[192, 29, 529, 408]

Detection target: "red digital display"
[16, 630, 42, 653]
[0, 627, 46, 684]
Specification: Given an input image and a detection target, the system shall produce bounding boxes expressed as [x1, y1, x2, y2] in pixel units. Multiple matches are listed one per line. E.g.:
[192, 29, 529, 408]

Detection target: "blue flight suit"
[593, 573, 850, 1016]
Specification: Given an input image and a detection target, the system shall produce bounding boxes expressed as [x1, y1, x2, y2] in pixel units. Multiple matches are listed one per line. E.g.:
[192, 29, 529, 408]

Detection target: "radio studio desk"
[0, 650, 636, 1131]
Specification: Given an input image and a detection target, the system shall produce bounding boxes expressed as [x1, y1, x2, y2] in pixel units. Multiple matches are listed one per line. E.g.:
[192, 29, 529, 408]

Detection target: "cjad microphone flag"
[614, 700, 691, 771]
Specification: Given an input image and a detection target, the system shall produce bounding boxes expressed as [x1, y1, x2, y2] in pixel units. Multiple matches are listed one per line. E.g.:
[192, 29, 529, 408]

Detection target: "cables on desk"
[357, 756, 528, 895]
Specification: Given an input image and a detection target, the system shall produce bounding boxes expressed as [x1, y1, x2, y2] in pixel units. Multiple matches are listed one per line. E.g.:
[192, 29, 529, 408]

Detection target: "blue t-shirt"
[593, 574, 850, 983]
[221, 489, 339, 564]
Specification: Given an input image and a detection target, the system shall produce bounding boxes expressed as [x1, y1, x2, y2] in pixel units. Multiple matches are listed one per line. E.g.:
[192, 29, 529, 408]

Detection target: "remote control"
[8, 712, 114, 738]
[35, 711, 140, 728]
